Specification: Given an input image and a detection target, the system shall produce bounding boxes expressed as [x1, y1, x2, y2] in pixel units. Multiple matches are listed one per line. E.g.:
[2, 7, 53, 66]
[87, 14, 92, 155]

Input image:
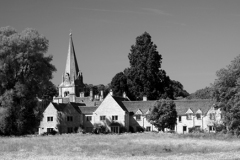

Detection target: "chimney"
[100, 90, 103, 101]
[123, 92, 126, 98]
[143, 95, 147, 101]
[110, 89, 113, 96]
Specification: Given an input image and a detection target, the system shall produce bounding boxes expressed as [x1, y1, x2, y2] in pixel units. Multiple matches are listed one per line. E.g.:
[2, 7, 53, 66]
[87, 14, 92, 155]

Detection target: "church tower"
[57, 33, 84, 101]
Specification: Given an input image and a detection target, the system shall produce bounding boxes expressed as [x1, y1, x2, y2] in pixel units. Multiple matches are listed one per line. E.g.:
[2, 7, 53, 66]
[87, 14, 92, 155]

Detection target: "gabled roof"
[174, 99, 214, 115]
[52, 103, 68, 112]
[78, 106, 98, 114]
[112, 96, 129, 112]
[51, 102, 85, 114]
[70, 102, 86, 114]
[122, 101, 157, 114]
[65, 33, 80, 81]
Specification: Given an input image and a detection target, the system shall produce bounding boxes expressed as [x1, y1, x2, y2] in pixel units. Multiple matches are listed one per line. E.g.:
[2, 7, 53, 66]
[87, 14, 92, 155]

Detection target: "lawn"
[1, 132, 240, 160]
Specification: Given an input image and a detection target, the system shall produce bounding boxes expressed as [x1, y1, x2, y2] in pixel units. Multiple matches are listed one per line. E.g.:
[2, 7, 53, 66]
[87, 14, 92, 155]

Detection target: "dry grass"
[1, 132, 240, 160]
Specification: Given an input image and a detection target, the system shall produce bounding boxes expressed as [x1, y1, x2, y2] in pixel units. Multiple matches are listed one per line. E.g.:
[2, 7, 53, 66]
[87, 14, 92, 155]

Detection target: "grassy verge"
[0, 132, 240, 160]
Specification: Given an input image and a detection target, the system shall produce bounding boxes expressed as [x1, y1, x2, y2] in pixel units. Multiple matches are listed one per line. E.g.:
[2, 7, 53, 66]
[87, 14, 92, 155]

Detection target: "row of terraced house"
[38, 33, 222, 135]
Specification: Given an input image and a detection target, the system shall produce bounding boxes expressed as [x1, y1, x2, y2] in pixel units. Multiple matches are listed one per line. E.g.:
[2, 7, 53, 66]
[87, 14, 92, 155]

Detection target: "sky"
[1, 0, 240, 93]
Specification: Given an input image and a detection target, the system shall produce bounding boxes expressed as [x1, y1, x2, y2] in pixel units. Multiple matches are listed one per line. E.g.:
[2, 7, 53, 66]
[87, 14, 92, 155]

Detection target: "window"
[67, 116, 73, 121]
[86, 116, 92, 121]
[47, 117, 53, 122]
[136, 115, 141, 121]
[64, 91, 69, 97]
[209, 113, 215, 120]
[178, 116, 182, 122]
[146, 126, 151, 132]
[112, 115, 118, 121]
[196, 114, 201, 120]
[47, 128, 53, 133]
[209, 126, 214, 131]
[187, 114, 192, 120]
[100, 116, 106, 121]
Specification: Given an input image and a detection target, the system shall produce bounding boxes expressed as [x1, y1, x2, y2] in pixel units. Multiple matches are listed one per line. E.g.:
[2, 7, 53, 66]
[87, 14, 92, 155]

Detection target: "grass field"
[1, 132, 240, 160]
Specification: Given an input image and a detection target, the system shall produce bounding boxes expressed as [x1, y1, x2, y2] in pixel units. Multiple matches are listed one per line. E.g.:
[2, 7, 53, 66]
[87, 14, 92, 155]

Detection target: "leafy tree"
[212, 54, 240, 133]
[111, 72, 128, 97]
[188, 87, 212, 99]
[127, 32, 163, 100]
[0, 26, 56, 135]
[110, 32, 189, 100]
[147, 100, 177, 131]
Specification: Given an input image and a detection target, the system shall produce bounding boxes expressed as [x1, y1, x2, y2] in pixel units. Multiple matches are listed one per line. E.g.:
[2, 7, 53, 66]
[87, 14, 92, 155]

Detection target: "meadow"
[1, 132, 240, 160]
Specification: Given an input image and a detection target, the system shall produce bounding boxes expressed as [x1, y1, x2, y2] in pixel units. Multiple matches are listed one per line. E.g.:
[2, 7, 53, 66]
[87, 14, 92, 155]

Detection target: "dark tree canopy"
[127, 32, 163, 100]
[110, 32, 188, 100]
[212, 54, 240, 134]
[147, 100, 177, 131]
[0, 26, 56, 135]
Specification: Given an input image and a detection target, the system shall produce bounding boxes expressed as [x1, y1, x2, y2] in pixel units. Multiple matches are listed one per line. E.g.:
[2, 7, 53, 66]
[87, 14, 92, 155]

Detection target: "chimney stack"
[123, 92, 126, 98]
[143, 95, 147, 101]
[110, 89, 113, 96]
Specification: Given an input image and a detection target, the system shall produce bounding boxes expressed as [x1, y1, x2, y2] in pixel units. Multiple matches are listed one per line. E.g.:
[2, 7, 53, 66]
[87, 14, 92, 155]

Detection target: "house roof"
[122, 101, 157, 114]
[174, 99, 215, 115]
[70, 102, 86, 114]
[112, 96, 129, 112]
[52, 103, 68, 112]
[51, 102, 86, 114]
[78, 106, 98, 114]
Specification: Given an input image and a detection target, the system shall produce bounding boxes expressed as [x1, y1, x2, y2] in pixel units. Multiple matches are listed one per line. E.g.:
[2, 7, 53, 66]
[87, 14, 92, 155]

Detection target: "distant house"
[38, 102, 85, 134]
[175, 100, 221, 133]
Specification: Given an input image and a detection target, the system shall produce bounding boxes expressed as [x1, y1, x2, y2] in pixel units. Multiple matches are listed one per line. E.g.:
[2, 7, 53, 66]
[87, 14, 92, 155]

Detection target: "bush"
[188, 127, 203, 133]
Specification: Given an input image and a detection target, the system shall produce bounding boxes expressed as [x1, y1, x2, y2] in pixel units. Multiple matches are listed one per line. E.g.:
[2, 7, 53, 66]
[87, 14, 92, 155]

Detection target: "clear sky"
[1, 0, 240, 93]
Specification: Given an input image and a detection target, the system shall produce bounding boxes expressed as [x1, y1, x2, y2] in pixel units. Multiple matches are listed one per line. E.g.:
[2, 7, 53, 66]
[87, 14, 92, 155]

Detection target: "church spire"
[65, 32, 80, 81]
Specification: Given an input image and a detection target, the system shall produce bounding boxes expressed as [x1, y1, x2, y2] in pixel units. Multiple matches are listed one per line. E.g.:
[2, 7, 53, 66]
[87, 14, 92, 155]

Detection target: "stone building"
[38, 33, 221, 135]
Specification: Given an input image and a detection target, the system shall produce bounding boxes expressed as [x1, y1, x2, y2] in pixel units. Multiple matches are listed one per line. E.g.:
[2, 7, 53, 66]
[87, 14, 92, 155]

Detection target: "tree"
[111, 72, 128, 97]
[147, 99, 177, 131]
[0, 26, 56, 135]
[110, 32, 189, 100]
[188, 87, 212, 99]
[212, 54, 240, 133]
[127, 32, 163, 100]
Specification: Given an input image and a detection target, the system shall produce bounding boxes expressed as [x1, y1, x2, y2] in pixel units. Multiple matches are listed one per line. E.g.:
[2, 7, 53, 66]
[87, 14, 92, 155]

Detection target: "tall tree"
[127, 32, 163, 100]
[0, 26, 56, 135]
[212, 54, 240, 133]
[147, 100, 177, 131]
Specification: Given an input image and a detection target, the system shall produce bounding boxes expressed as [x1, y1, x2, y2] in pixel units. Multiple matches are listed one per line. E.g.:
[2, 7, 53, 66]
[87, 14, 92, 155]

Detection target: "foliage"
[212, 54, 240, 134]
[0, 26, 56, 135]
[147, 100, 177, 131]
[84, 83, 110, 98]
[188, 87, 212, 99]
[110, 32, 188, 100]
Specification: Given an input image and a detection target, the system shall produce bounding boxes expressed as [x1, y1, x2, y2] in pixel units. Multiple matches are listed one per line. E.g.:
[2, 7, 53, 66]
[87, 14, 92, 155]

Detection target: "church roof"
[65, 33, 80, 81]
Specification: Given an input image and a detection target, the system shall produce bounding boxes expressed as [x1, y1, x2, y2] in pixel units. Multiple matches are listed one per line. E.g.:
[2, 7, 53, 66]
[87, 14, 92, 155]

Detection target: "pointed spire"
[65, 32, 80, 81]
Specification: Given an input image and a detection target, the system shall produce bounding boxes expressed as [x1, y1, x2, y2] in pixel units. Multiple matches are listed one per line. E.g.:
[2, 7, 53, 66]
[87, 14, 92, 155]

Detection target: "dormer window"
[187, 114, 192, 120]
[136, 115, 141, 121]
[196, 113, 201, 120]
